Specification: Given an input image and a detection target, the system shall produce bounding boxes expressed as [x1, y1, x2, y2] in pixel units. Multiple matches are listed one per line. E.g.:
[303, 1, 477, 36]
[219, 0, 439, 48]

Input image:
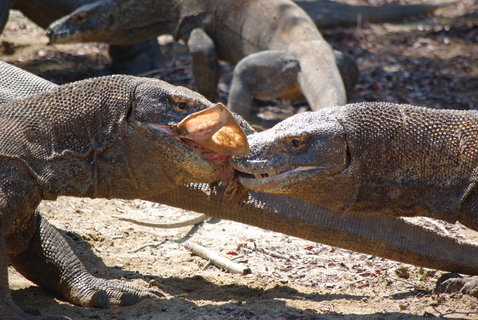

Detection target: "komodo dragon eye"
[170, 96, 197, 113]
[71, 12, 88, 25]
[174, 102, 190, 112]
[287, 136, 308, 151]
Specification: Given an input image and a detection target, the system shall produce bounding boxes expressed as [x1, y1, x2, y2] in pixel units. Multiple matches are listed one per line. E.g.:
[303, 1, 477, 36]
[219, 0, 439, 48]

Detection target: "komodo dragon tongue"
[176, 103, 249, 157]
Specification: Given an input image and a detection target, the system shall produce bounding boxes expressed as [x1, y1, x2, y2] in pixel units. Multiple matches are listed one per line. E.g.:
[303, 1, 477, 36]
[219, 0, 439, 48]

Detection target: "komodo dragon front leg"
[233, 102, 478, 297]
[0, 73, 248, 319]
[0, 163, 158, 318]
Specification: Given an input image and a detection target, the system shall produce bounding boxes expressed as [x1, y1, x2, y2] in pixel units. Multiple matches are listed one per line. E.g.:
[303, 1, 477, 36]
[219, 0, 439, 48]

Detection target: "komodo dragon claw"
[436, 273, 478, 297]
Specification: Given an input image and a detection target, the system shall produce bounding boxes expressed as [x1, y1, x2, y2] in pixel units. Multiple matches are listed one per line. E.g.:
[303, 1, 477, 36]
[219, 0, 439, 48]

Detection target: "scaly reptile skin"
[3, 65, 478, 318]
[233, 102, 478, 297]
[46, 0, 351, 120]
[0, 74, 244, 319]
[0, 62, 57, 104]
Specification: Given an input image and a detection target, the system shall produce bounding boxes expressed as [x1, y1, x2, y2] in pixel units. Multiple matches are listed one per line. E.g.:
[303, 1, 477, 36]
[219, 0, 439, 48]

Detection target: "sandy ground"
[1, 1, 478, 319]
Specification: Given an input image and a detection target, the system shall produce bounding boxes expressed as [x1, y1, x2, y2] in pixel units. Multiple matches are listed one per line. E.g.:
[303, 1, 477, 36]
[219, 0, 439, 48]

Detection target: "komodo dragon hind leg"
[187, 28, 220, 101]
[9, 213, 162, 308]
[228, 50, 301, 121]
[227, 49, 358, 122]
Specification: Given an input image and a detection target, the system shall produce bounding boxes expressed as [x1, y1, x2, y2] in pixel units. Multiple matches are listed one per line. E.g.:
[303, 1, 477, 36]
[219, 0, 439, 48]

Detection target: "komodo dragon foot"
[9, 214, 162, 310]
[436, 273, 478, 297]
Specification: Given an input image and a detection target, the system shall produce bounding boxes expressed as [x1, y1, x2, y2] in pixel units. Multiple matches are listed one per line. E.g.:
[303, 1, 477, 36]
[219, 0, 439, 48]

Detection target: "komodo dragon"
[3, 63, 478, 311]
[46, 0, 355, 121]
[0, 71, 255, 319]
[232, 102, 478, 297]
[0, 0, 452, 71]
[0, 0, 162, 74]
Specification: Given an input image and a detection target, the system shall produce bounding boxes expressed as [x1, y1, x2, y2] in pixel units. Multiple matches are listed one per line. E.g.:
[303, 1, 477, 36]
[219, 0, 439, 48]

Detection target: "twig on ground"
[261, 248, 291, 260]
[183, 241, 251, 275]
[128, 240, 168, 254]
[113, 214, 209, 229]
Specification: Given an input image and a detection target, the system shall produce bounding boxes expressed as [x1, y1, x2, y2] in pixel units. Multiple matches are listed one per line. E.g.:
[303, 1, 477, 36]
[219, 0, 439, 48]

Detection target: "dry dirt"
[1, 1, 478, 319]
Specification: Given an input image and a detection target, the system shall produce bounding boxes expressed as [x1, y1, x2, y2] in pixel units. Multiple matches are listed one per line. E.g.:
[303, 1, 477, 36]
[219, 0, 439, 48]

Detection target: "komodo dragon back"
[342, 103, 478, 225]
[0, 61, 57, 104]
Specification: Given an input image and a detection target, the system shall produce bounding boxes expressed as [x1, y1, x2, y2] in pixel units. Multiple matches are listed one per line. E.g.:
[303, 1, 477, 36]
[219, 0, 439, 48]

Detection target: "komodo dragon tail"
[296, 0, 457, 28]
[2, 62, 478, 275]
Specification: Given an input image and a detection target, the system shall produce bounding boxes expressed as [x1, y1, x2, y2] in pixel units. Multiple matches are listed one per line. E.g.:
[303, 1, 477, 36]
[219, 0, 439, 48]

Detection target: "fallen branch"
[113, 214, 209, 229]
[261, 248, 291, 260]
[128, 240, 167, 254]
[183, 241, 251, 275]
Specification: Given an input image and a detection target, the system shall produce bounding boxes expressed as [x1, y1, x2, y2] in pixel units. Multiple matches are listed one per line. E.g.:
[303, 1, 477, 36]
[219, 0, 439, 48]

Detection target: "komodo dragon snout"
[232, 107, 350, 201]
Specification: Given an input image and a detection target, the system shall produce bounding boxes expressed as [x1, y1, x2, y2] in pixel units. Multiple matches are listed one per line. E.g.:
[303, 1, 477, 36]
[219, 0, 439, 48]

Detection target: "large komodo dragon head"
[231, 105, 355, 212]
[1, 75, 248, 199]
[46, 0, 178, 46]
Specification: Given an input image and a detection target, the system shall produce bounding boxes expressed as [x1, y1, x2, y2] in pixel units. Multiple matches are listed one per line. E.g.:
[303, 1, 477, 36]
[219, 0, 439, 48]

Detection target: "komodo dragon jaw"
[232, 107, 351, 197]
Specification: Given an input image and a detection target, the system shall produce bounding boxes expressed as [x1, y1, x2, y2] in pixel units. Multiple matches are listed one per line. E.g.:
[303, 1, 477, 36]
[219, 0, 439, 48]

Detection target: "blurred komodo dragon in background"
[233, 102, 478, 298]
[0, 0, 453, 77]
[0, 0, 162, 74]
[47, 0, 356, 121]
[2, 62, 478, 319]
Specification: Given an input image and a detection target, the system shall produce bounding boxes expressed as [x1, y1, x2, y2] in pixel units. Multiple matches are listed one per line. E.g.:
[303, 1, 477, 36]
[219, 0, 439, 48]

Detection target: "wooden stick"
[261, 248, 291, 260]
[112, 214, 209, 229]
[183, 241, 251, 275]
